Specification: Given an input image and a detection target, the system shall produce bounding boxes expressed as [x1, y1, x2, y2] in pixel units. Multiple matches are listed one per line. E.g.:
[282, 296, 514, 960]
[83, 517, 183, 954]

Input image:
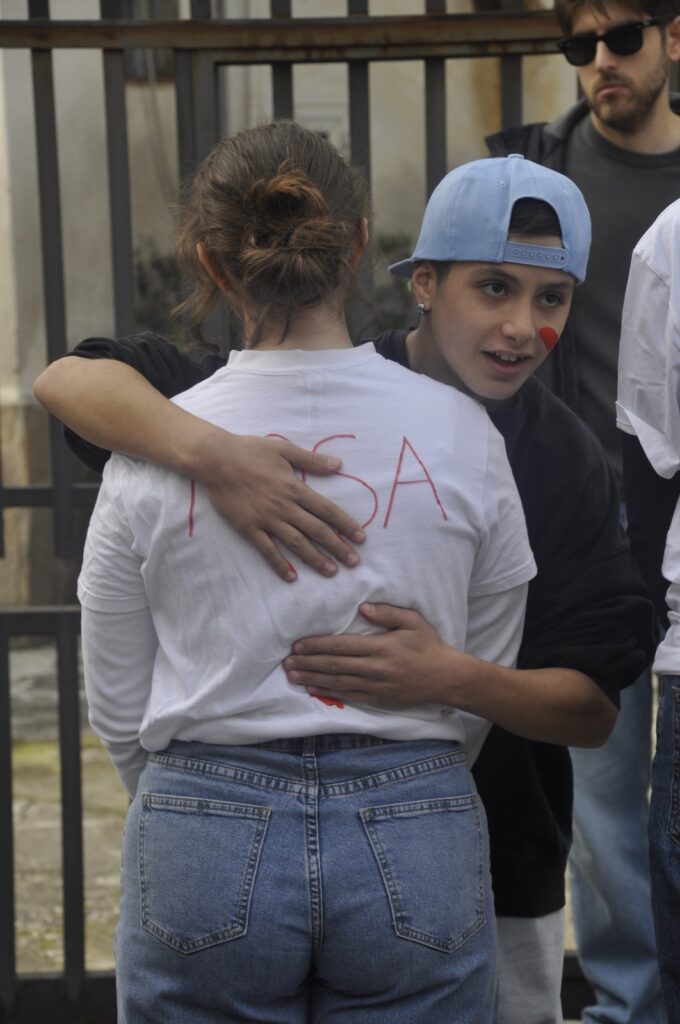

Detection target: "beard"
[584, 53, 669, 133]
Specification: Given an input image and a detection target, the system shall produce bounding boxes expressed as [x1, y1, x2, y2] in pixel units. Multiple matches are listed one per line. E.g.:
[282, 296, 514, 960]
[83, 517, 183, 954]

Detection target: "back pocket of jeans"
[360, 795, 485, 953]
[139, 793, 271, 954]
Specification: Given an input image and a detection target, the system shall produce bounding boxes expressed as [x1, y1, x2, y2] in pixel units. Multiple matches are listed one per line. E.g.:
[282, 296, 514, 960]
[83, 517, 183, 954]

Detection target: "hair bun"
[245, 164, 328, 248]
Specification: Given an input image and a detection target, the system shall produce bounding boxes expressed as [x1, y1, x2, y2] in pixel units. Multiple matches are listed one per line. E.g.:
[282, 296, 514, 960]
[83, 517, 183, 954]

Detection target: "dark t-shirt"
[65, 329, 655, 916]
[563, 119, 680, 483]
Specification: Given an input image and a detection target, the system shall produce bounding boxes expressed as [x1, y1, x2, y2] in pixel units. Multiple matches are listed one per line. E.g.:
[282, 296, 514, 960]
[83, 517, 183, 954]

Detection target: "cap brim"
[388, 258, 416, 278]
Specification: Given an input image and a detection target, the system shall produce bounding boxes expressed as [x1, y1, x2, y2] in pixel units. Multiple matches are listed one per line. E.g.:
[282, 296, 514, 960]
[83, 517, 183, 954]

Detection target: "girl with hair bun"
[76, 122, 535, 1023]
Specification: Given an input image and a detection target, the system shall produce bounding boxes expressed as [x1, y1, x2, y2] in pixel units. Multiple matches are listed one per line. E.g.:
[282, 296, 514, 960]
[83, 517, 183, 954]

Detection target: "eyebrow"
[474, 265, 575, 289]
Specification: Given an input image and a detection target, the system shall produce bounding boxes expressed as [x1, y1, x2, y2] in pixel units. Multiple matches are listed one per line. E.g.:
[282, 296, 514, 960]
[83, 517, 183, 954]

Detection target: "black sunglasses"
[557, 16, 671, 66]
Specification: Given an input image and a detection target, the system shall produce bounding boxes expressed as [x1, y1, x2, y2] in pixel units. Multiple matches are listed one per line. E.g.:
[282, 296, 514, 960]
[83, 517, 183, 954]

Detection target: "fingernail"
[323, 562, 337, 576]
[284, 570, 297, 582]
[351, 529, 366, 543]
[362, 603, 375, 615]
[324, 456, 341, 469]
[345, 553, 359, 567]
[293, 642, 304, 654]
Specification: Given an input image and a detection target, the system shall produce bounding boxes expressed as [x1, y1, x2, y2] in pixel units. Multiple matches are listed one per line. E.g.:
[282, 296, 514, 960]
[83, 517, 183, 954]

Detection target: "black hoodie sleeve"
[62, 333, 224, 473]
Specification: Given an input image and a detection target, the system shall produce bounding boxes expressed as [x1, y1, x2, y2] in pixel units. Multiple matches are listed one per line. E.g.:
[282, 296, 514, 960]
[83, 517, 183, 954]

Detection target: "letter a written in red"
[383, 437, 448, 528]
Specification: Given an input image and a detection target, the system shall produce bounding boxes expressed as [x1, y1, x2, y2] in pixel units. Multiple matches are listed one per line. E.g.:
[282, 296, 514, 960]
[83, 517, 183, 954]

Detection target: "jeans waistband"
[163, 735, 462, 757]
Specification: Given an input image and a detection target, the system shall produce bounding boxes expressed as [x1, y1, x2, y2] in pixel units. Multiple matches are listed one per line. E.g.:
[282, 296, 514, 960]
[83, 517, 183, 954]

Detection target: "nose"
[501, 302, 536, 345]
[593, 37, 617, 69]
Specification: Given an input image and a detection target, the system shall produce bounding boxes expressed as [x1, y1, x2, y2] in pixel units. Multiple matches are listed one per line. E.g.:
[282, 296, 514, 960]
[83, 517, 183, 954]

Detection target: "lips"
[595, 77, 628, 96]
[483, 351, 532, 374]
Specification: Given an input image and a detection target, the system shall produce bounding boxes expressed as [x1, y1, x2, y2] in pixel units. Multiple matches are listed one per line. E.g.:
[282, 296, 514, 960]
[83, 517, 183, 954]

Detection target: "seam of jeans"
[321, 751, 468, 798]
[303, 744, 323, 954]
[148, 752, 307, 795]
[668, 681, 680, 846]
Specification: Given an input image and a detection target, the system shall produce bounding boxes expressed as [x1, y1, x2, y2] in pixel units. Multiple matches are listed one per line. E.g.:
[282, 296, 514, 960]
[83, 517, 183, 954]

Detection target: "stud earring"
[417, 303, 428, 317]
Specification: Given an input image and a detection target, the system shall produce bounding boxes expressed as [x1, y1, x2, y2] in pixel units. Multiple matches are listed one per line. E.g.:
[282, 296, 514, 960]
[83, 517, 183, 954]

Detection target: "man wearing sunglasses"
[487, 2, 680, 1023]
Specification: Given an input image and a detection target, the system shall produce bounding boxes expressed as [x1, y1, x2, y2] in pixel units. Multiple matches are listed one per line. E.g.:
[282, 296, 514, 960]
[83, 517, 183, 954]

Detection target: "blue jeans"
[649, 675, 680, 1021]
[116, 735, 498, 1024]
[569, 670, 666, 1024]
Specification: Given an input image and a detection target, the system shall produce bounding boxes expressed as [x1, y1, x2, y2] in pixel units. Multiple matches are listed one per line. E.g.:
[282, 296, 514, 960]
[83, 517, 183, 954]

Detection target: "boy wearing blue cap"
[34, 155, 653, 1024]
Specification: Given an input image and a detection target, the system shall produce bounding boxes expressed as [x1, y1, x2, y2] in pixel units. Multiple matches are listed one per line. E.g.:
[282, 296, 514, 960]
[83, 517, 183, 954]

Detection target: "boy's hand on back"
[283, 603, 456, 707]
[194, 431, 366, 582]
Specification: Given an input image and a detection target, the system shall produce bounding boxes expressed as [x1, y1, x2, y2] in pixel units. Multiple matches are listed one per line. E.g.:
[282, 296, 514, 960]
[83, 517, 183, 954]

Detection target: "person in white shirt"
[78, 122, 539, 1023]
[617, 198, 680, 1022]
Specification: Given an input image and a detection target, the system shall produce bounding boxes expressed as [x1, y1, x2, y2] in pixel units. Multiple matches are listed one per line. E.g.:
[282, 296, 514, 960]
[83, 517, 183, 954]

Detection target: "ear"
[411, 262, 438, 311]
[665, 15, 680, 60]
[196, 242, 233, 298]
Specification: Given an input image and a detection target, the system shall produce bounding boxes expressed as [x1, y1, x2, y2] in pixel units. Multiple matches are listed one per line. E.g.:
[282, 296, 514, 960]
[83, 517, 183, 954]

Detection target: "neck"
[590, 90, 680, 154]
[245, 303, 353, 351]
[406, 323, 467, 392]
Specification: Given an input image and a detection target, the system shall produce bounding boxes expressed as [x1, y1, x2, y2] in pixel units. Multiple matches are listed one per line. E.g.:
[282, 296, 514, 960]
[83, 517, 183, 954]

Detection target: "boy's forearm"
[442, 652, 617, 748]
[33, 355, 219, 478]
[285, 604, 618, 748]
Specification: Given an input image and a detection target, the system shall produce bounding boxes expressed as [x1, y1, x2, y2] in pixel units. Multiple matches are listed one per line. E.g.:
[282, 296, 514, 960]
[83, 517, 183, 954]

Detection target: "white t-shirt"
[617, 198, 680, 674]
[79, 344, 535, 793]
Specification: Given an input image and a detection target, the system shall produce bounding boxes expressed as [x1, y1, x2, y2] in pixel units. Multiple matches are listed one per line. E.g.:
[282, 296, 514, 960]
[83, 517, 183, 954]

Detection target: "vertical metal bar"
[57, 613, 85, 1001]
[101, 3, 135, 336]
[271, 0, 293, 120]
[425, 0, 447, 198]
[500, 55, 522, 129]
[348, 0, 370, 187]
[175, 50, 196, 186]
[0, 414, 5, 560]
[30, 10, 75, 558]
[193, 52, 219, 163]
[0, 622, 16, 1013]
[499, 0, 523, 129]
[346, 0, 373, 337]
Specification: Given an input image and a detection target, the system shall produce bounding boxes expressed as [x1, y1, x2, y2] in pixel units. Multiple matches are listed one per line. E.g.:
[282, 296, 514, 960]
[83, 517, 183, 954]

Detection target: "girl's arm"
[34, 354, 365, 581]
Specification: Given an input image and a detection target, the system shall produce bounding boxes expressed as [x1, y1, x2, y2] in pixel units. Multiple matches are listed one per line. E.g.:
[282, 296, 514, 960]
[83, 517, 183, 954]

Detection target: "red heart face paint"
[539, 327, 559, 352]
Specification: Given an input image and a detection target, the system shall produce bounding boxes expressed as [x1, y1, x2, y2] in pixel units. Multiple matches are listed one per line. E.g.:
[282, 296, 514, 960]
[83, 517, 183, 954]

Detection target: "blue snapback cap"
[389, 154, 591, 284]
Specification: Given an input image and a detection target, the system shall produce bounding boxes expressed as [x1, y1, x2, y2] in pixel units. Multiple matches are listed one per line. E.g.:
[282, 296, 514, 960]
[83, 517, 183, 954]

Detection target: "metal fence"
[0, 2, 592, 1020]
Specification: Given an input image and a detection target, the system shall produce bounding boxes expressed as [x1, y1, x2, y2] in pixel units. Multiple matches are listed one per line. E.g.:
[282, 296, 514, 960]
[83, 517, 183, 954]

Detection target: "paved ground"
[9, 641, 577, 979]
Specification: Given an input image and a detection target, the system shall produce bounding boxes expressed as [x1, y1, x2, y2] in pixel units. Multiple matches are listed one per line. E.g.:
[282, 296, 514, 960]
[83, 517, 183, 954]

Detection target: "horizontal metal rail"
[0, 12, 562, 59]
[0, 485, 98, 509]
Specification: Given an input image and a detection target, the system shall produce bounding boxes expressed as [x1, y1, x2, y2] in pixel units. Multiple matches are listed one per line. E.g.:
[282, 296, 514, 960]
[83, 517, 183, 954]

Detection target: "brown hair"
[175, 121, 370, 343]
[554, 0, 680, 35]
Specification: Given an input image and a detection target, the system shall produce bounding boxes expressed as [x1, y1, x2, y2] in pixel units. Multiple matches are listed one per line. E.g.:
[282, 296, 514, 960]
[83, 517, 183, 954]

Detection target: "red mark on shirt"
[265, 432, 447, 533]
[188, 479, 196, 537]
[539, 327, 559, 352]
[383, 437, 448, 527]
[311, 693, 345, 709]
[311, 435, 379, 528]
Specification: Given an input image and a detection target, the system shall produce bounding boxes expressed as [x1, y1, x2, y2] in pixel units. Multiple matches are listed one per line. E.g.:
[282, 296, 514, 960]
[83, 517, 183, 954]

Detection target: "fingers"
[276, 506, 362, 570]
[251, 531, 299, 583]
[360, 603, 419, 629]
[277, 440, 343, 476]
[296, 487, 366, 546]
[284, 653, 367, 678]
[289, 633, 383, 657]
